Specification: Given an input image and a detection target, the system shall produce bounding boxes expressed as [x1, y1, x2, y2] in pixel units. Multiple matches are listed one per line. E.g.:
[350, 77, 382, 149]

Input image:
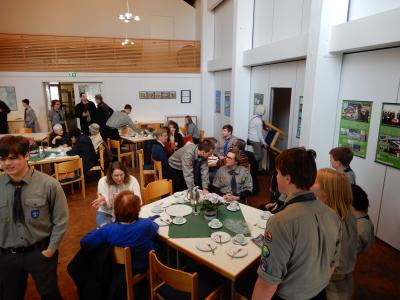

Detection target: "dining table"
[139, 193, 270, 300]
[28, 147, 80, 170]
[0, 132, 49, 142]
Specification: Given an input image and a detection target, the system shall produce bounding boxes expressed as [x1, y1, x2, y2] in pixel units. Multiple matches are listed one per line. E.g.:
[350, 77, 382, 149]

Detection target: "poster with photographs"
[296, 96, 303, 138]
[215, 90, 221, 113]
[139, 91, 176, 99]
[224, 91, 231, 117]
[338, 100, 372, 158]
[375, 103, 400, 169]
[253, 93, 264, 114]
[0, 86, 17, 111]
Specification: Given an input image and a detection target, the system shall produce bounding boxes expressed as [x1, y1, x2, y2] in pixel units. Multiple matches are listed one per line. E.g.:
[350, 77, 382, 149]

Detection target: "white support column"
[300, 0, 349, 167]
[199, 0, 215, 136]
[230, 0, 254, 140]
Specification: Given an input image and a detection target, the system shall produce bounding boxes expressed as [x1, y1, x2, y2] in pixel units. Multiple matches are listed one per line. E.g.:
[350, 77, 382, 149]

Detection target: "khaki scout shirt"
[168, 143, 209, 189]
[257, 191, 341, 300]
[213, 165, 252, 194]
[0, 169, 69, 252]
[214, 135, 237, 156]
[334, 216, 358, 275]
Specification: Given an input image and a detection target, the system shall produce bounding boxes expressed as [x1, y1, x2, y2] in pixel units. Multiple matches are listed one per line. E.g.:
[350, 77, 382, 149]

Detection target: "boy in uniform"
[329, 147, 356, 184]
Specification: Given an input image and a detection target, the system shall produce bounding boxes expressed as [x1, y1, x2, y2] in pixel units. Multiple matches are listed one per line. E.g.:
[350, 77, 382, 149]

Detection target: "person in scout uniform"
[214, 124, 237, 158]
[0, 135, 69, 300]
[212, 149, 253, 203]
[252, 147, 341, 300]
[168, 139, 214, 193]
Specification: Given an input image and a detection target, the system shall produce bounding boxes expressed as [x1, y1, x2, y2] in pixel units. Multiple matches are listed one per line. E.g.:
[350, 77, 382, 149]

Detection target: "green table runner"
[29, 152, 53, 162]
[168, 204, 251, 238]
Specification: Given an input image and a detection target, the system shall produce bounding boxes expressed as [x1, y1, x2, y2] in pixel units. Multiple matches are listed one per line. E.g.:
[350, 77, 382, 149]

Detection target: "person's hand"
[62, 144, 68, 148]
[41, 248, 55, 258]
[55, 135, 62, 140]
[201, 189, 209, 195]
[265, 202, 278, 212]
[92, 195, 107, 209]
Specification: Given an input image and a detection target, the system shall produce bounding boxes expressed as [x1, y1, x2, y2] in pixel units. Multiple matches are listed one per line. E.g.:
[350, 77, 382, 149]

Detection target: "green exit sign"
[68, 72, 77, 77]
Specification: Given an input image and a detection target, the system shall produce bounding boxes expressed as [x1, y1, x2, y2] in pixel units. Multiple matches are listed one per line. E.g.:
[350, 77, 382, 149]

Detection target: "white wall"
[253, 0, 311, 47]
[337, 48, 400, 249]
[214, 70, 232, 137]
[250, 60, 306, 148]
[0, 0, 196, 40]
[0, 72, 201, 132]
[348, 0, 400, 20]
[213, 0, 233, 61]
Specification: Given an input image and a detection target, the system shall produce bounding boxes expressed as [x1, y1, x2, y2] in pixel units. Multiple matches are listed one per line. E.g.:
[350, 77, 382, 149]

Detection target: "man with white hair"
[248, 105, 267, 168]
[50, 123, 70, 148]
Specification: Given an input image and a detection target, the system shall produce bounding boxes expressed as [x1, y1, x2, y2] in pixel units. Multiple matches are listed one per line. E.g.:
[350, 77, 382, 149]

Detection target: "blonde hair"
[316, 168, 352, 220]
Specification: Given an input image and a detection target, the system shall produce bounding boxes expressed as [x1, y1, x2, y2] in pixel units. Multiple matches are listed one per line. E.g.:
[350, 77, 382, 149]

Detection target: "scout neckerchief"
[278, 192, 316, 212]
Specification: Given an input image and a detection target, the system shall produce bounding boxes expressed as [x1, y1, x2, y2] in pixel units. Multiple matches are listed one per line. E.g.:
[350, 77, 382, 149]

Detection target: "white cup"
[210, 218, 220, 226]
[175, 216, 184, 223]
[234, 233, 245, 244]
[229, 202, 238, 210]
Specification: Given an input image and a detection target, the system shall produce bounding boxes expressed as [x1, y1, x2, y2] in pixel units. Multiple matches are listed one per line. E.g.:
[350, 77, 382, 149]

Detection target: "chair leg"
[131, 153, 135, 176]
[71, 183, 74, 194]
[81, 178, 86, 200]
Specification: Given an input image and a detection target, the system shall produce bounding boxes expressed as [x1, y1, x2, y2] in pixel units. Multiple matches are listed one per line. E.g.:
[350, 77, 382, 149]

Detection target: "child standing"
[329, 147, 356, 184]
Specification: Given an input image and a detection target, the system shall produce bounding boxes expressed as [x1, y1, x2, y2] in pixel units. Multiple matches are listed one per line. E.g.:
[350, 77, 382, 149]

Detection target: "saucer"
[226, 246, 248, 258]
[151, 207, 164, 213]
[208, 221, 223, 229]
[233, 237, 249, 246]
[227, 205, 240, 212]
[256, 220, 267, 229]
[211, 231, 231, 243]
[172, 217, 187, 225]
[196, 240, 217, 252]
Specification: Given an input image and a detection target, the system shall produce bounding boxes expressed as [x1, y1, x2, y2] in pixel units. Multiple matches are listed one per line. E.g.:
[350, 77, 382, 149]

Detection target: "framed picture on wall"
[0, 86, 17, 111]
[296, 96, 303, 138]
[375, 102, 400, 169]
[215, 90, 221, 113]
[254, 93, 264, 114]
[224, 91, 231, 117]
[338, 100, 373, 158]
[181, 90, 191, 103]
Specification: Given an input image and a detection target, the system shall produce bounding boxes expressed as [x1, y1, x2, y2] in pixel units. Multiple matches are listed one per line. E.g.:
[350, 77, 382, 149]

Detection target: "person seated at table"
[214, 124, 237, 158]
[50, 123, 71, 148]
[81, 190, 158, 274]
[212, 149, 252, 203]
[166, 120, 183, 155]
[151, 128, 169, 178]
[184, 115, 200, 144]
[88, 123, 104, 154]
[67, 128, 98, 174]
[91, 161, 141, 227]
[168, 139, 214, 193]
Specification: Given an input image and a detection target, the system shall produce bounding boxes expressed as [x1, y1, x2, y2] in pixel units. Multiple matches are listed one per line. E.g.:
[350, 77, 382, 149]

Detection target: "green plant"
[199, 194, 222, 212]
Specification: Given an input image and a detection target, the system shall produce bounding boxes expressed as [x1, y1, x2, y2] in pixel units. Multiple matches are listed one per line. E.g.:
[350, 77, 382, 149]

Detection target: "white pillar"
[230, 0, 254, 140]
[300, 0, 349, 167]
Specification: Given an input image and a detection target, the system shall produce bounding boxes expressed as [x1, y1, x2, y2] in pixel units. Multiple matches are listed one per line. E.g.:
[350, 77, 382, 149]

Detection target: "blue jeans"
[96, 211, 113, 227]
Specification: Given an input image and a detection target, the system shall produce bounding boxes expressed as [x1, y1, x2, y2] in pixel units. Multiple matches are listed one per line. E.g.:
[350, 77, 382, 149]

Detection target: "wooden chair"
[113, 247, 148, 300]
[149, 250, 224, 300]
[15, 128, 32, 133]
[54, 158, 85, 199]
[199, 129, 205, 142]
[262, 121, 288, 154]
[152, 159, 163, 180]
[179, 126, 187, 135]
[141, 179, 172, 205]
[137, 149, 157, 190]
[108, 138, 135, 175]
[89, 143, 106, 177]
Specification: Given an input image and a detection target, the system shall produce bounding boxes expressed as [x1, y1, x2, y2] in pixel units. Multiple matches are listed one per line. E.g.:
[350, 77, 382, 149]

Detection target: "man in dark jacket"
[75, 92, 96, 135]
[67, 128, 98, 174]
[151, 128, 169, 178]
[94, 94, 113, 129]
[0, 99, 11, 134]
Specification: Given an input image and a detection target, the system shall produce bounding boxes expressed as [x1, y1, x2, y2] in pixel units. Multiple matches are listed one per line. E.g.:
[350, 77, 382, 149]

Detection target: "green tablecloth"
[168, 204, 251, 238]
[29, 152, 53, 162]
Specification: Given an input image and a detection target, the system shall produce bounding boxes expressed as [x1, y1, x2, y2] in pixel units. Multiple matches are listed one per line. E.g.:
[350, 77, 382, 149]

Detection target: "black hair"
[124, 104, 132, 110]
[351, 184, 369, 212]
[69, 128, 82, 138]
[22, 99, 30, 105]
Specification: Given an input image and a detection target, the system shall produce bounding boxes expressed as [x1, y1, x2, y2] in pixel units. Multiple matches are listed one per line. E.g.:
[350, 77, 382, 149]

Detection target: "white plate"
[260, 211, 273, 220]
[195, 240, 217, 252]
[226, 205, 240, 212]
[232, 237, 249, 246]
[166, 204, 193, 217]
[174, 191, 186, 198]
[256, 220, 267, 229]
[154, 217, 172, 226]
[160, 202, 172, 209]
[151, 207, 164, 213]
[208, 221, 223, 229]
[226, 246, 248, 258]
[172, 217, 187, 225]
[211, 231, 231, 243]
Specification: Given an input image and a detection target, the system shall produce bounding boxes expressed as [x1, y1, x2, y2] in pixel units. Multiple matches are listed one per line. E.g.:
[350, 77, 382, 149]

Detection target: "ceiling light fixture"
[121, 33, 134, 46]
[118, 0, 140, 23]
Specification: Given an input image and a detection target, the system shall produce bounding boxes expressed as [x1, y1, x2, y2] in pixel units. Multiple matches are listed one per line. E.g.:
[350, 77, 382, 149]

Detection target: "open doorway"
[269, 88, 292, 150]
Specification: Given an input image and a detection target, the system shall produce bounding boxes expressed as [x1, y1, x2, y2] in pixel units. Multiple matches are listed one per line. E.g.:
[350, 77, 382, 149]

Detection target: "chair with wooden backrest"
[199, 129, 205, 142]
[89, 143, 106, 177]
[15, 128, 32, 134]
[152, 159, 163, 181]
[262, 121, 288, 154]
[149, 250, 224, 300]
[137, 149, 157, 190]
[54, 158, 85, 199]
[108, 138, 135, 175]
[113, 247, 148, 300]
[141, 179, 172, 205]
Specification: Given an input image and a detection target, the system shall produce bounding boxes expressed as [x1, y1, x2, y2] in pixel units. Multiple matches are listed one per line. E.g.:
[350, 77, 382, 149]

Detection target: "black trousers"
[272, 289, 326, 300]
[168, 166, 187, 193]
[0, 249, 62, 300]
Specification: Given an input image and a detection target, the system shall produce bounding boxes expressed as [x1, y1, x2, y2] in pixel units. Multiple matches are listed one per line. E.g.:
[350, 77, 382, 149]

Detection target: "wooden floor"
[24, 172, 400, 299]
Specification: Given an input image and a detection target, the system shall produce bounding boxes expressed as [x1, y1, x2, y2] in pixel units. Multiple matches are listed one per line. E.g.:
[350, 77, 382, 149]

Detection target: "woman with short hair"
[48, 99, 68, 131]
[91, 161, 141, 227]
[50, 123, 71, 148]
[184, 115, 199, 144]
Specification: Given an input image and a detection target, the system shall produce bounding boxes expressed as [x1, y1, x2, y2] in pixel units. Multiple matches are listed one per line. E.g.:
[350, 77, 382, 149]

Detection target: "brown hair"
[0, 136, 30, 158]
[198, 139, 215, 153]
[155, 127, 168, 139]
[94, 94, 103, 102]
[316, 168, 353, 220]
[275, 147, 317, 190]
[227, 149, 241, 164]
[329, 147, 353, 167]
[106, 161, 131, 185]
[51, 99, 61, 108]
[222, 124, 233, 133]
[114, 191, 141, 223]
[167, 120, 179, 131]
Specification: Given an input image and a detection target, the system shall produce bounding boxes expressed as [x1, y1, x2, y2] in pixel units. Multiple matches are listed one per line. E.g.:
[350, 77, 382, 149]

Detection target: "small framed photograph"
[181, 90, 191, 103]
